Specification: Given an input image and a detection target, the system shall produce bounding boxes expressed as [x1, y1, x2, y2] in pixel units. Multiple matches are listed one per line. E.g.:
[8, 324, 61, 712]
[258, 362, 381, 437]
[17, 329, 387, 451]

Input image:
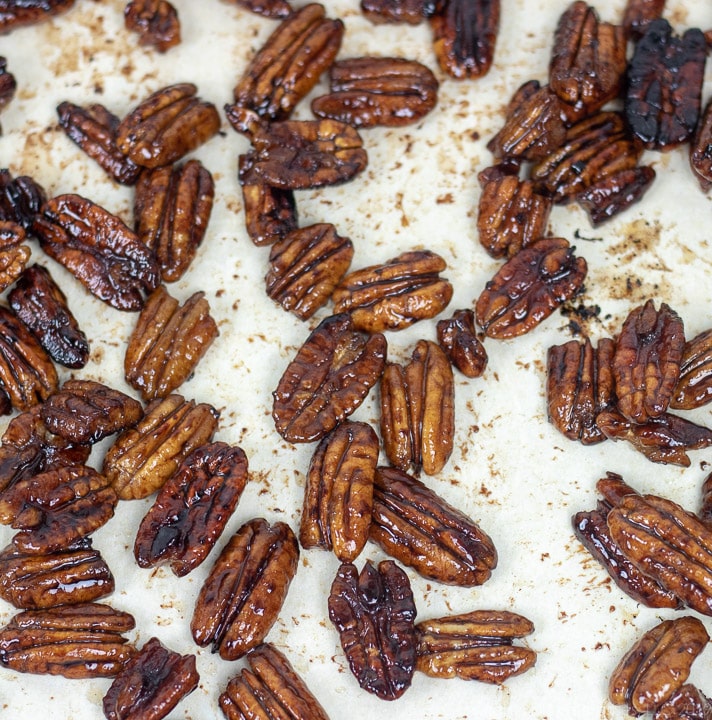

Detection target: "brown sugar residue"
[606, 218, 662, 265]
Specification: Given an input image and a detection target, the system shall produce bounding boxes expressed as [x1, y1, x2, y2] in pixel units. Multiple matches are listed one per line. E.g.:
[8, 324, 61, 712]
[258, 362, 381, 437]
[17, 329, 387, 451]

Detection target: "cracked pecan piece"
[0, 603, 136, 678]
[0, 0, 75, 33]
[361, 0, 444, 24]
[654, 685, 712, 720]
[124, 0, 181, 53]
[191, 518, 299, 660]
[0, 169, 46, 231]
[691, 98, 712, 191]
[225, 0, 292, 18]
[0, 221, 30, 293]
[0, 56, 15, 116]
[371, 466, 497, 586]
[671, 328, 712, 410]
[700, 472, 712, 527]
[437, 309, 488, 379]
[623, 0, 665, 40]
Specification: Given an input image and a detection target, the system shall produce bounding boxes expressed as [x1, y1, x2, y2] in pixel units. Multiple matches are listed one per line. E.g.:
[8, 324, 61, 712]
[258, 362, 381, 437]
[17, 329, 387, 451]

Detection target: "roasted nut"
[0, 56, 16, 116]
[272, 313, 387, 443]
[415, 610, 536, 683]
[299, 421, 378, 562]
[124, 0, 181, 53]
[0, 603, 136, 678]
[475, 237, 587, 339]
[690, 98, 712, 191]
[328, 559, 416, 700]
[654, 684, 712, 720]
[124, 285, 219, 401]
[671, 328, 712, 410]
[700, 471, 712, 527]
[225, 0, 292, 18]
[623, 0, 666, 39]
[266, 223, 354, 320]
[0, 169, 46, 231]
[370, 466, 497, 586]
[361, 0, 443, 24]
[134, 442, 248, 576]
[437, 309, 487, 379]
[103, 636, 199, 720]
[191, 518, 299, 660]
[134, 159, 215, 282]
[0, 220, 30, 293]
[0, 0, 75, 34]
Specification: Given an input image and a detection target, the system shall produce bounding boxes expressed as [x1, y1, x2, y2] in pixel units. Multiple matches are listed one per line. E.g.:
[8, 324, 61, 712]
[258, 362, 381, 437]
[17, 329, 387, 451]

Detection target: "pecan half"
[654, 685, 712, 720]
[124, 0, 181, 53]
[671, 328, 712, 410]
[0, 221, 30, 293]
[191, 518, 299, 660]
[225, 0, 292, 18]
[0, 56, 15, 116]
[700, 472, 712, 527]
[437, 309, 488, 379]
[623, 0, 666, 40]
[370, 466, 497, 585]
[272, 313, 387, 443]
[691, 98, 712, 191]
[0, 0, 75, 34]
[361, 0, 443, 24]
[328, 559, 416, 700]
[0, 169, 46, 231]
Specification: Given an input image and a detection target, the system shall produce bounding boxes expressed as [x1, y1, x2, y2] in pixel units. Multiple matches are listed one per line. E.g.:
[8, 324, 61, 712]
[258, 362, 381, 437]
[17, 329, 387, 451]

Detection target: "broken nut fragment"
[124, 0, 181, 53]
[437, 309, 488, 379]
[0, 221, 30, 293]
[671, 327, 712, 410]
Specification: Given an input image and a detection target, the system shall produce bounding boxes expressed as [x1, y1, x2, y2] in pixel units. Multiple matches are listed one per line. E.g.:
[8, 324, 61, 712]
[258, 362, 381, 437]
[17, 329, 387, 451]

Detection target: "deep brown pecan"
[272, 313, 387, 443]
[0, 169, 46, 231]
[0, 0, 75, 33]
[116, 83, 221, 169]
[654, 685, 712, 720]
[332, 250, 453, 333]
[299, 421, 378, 562]
[134, 442, 248, 576]
[475, 237, 587, 339]
[691, 98, 712, 191]
[0, 56, 15, 116]
[56, 102, 142, 185]
[225, 0, 292, 18]
[103, 636, 199, 720]
[134, 159, 214, 282]
[415, 610, 536, 683]
[609, 616, 710, 715]
[623, 0, 666, 40]
[124, 285, 219, 401]
[124, 0, 181, 53]
[266, 223, 354, 320]
[361, 0, 443, 24]
[0, 220, 30, 293]
[371, 466, 497, 586]
[672, 328, 712, 410]
[0, 603, 136, 678]
[191, 518, 299, 660]
[625, 19, 707, 150]
[0, 538, 114, 609]
[312, 57, 438, 128]
[700, 471, 712, 527]
[437, 309, 488, 379]
[328, 560, 417, 701]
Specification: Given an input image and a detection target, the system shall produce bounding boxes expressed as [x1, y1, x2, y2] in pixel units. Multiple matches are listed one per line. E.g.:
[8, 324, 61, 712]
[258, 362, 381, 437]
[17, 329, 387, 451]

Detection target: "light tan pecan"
[671, 328, 712, 410]
[436, 309, 488, 379]
[124, 0, 181, 53]
[0, 221, 29, 293]
[225, 0, 292, 18]
[623, 0, 666, 39]
[654, 684, 712, 720]
[0, 0, 75, 33]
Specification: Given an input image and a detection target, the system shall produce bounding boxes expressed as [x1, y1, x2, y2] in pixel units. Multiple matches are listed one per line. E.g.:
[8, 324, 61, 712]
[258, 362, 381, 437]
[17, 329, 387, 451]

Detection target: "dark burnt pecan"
[56, 102, 142, 185]
[328, 560, 416, 701]
[437, 309, 487, 379]
[0, 56, 15, 112]
[0, 603, 136, 678]
[312, 57, 438, 129]
[0, 221, 30, 293]
[103, 636, 199, 720]
[0, 0, 75, 34]
[691, 98, 712, 191]
[371, 466, 497, 586]
[0, 169, 46, 231]
[225, 0, 292, 18]
[671, 328, 712, 410]
[0, 538, 114, 609]
[134, 442, 248, 576]
[272, 313, 387, 443]
[124, 285, 219, 401]
[124, 0, 181, 53]
[266, 223, 354, 320]
[415, 610, 536, 683]
[623, 0, 666, 40]
[134, 159, 214, 282]
[475, 237, 587, 339]
[654, 685, 712, 720]
[116, 83, 221, 169]
[625, 19, 707, 150]
[299, 421, 378, 562]
[191, 518, 299, 660]
[361, 0, 443, 24]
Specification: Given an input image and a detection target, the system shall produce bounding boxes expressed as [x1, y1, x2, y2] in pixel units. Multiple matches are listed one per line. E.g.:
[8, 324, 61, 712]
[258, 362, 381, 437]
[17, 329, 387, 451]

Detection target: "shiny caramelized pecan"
[609, 616, 710, 715]
[124, 285, 219, 401]
[312, 57, 438, 129]
[361, 0, 443, 24]
[672, 328, 712, 410]
[623, 0, 666, 40]
[415, 610, 536, 683]
[0, 169, 46, 231]
[0, 538, 114, 609]
[191, 518, 299, 660]
[124, 0, 181, 53]
[0, 603, 136, 678]
[0, 221, 30, 293]
[437, 309, 487, 379]
[116, 83, 220, 168]
[328, 560, 416, 701]
[701, 472, 712, 527]
[272, 313, 387, 443]
[266, 223, 354, 320]
[134, 442, 248, 576]
[475, 237, 587, 339]
[380, 340, 454, 476]
[654, 685, 712, 720]
[134, 159, 214, 282]
[103, 636, 199, 720]
[0, 57, 15, 114]
[626, 19, 707, 150]
[8, 264, 89, 368]
[226, 0, 292, 18]
[0, 0, 75, 33]
[299, 421, 378, 562]
[332, 250, 453, 333]
[691, 99, 712, 191]
[56, 102, 141, 185]
[371, 466, 497, 586]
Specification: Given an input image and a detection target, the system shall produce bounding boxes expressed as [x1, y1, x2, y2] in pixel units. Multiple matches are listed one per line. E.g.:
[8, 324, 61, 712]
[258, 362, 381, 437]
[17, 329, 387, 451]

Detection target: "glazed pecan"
[475, 237, 587, 339]
[191, 518, 299, 660]
[56, 102, 141, 185]
[691, 99, 712, 191]
[116, 83, 221, 168]
[625, 19, 707, 150]
[272, 313, 387, 443]
[0, 221, 30, 293]
[266, 223, 354, 320]
[299, 421, 378, 562]
[672, 328, 712, 410]
[332, 250, 453, 333]
[134, 442, 248, 576]
[124, 285, 219, 401]
[701, 472, 712, 527]
[225, 0, 292, 18]
[0, 0, 75, 33]
[415, 610, 536, 683]
[0, 169, 46, 231]
[0, 539, 114, 609]
[0, 56, 15, 111]
[437, 309, 488, 379]
[124, 0, 181, 53]
[370, 466, 497, 585]
[134, 159, 214, 282]
[0, 603, 135, 678]
[103, 636, 199, 720]
[654, 685, 712, 720]
[623, 0, 666, 40]
[33, 194, 159, 311]
[328, 560, 416, 701]
[361, 0, 443, 24]
[312, 57, 438, 129]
